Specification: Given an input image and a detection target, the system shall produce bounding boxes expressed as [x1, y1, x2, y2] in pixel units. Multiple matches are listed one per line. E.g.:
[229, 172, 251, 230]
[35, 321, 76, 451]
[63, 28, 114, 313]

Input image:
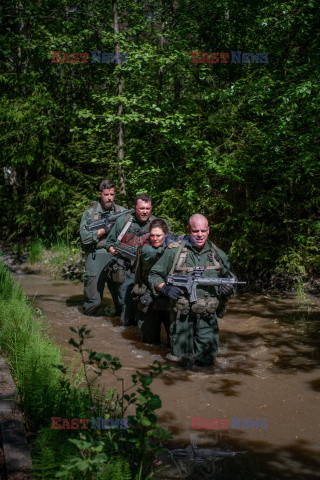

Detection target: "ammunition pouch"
[133, 283, 153, 312]
[190, 296, 220, 328]
[172, 296, 190, 316]
[205, 296, 219, 314]
[137, 293, 153, 313]
[191, 298, 207, 314]
[112, 259, 126, 284]
[133, 283, 147, 296]
[171, 296, 190, 325]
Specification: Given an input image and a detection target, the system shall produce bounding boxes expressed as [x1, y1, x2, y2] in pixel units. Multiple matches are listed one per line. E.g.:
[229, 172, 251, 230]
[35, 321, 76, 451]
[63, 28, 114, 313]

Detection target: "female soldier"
[133, 219, 170, 344]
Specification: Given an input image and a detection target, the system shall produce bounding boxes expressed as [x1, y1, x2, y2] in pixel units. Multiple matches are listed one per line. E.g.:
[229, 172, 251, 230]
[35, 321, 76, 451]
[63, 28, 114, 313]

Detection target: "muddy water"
[15, 273, 320, 479]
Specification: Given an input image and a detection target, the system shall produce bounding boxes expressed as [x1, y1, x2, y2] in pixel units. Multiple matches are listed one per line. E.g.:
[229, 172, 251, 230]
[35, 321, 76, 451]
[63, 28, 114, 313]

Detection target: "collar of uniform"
[189, 240, 212, 255]
[132, 213, 149, 227]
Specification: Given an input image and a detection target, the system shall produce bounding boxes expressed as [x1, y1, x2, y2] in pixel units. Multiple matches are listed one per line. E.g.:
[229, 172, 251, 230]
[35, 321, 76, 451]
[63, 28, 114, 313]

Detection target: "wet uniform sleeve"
[80, 209, 99, 245]
[217, 247, 235, 277]
[217, 247, 237, 297]
[148, 248, 176, 290]
[105, 215, 126, 250]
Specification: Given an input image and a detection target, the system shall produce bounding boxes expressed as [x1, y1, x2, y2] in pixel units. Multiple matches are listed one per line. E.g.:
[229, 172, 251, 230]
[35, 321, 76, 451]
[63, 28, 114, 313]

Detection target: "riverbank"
[0, 260, 172, 479]
[13, 266, 320, 480]
[0, 241, 85, 281]
[1, 241, 319, 296]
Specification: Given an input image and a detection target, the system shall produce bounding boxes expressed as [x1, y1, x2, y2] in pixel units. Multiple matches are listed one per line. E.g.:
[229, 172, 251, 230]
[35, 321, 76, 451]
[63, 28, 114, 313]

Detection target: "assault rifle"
[114, 245, 137, 262]
[85, 208, 134, 233]
[166, 267, 246, 302]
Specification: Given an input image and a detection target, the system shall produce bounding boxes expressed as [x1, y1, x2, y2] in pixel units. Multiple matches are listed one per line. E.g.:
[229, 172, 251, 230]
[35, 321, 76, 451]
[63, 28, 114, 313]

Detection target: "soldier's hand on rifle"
[220, 284, 234, 296]
[97, 228, 106, 238]
[109, 246, 117, 255]
[161, 284, 184, 300]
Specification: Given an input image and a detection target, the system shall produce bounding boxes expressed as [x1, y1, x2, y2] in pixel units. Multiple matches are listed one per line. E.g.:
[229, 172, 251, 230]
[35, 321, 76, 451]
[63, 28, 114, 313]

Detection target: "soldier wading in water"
[134, 218, 171, 344]
[149, 214, 236, 369]
[80, 180, 126, 316]
[106, 193, 158, 326]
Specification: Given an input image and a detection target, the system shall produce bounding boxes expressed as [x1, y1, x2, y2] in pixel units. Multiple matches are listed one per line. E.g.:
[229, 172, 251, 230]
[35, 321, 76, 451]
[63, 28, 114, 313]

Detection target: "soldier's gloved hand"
[139, 293, 153, 307]
[220, 284, 234, 296]
[161, 284, 184, 300]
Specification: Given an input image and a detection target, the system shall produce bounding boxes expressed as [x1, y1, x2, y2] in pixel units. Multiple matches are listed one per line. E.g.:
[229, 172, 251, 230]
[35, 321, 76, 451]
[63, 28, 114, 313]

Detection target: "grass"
[0, 261, 170, 479]
[26, 238, 84, 279]
[29, 238, 45, 264]
[0, 260, 89, 475]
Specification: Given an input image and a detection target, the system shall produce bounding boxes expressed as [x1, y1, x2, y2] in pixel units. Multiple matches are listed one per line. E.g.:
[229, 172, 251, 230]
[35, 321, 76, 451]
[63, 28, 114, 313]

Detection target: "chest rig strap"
[171, 246, 222, 274]
[116, 215, 133, 243]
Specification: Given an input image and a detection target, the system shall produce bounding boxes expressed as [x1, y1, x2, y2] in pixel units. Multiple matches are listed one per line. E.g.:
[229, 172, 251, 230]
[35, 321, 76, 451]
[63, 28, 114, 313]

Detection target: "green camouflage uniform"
[105, 213, 157, 325]
[148, 240, 234, 366]
[134, 245, 170, 344]
[80, 201, 125, 315]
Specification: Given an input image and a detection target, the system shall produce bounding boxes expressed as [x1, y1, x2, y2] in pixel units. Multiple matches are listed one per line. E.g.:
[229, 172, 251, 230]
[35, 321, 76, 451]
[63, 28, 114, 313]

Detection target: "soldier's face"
[99, 188, 115, 210]
[150, 227, 166, 248]
[187, 219, 209, 250]
[134, 200, 152, 222]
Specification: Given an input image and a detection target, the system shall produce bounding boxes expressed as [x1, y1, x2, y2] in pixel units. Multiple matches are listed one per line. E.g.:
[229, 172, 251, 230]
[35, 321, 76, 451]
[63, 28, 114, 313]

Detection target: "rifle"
[114, 245, 137, 262]
[85, 208, 134, 233]
[166, 267, 246, 302]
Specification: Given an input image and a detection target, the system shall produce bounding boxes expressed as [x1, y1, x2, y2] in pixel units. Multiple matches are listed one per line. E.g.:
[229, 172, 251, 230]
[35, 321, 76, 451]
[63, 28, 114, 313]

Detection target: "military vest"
[90, 201, 122, 249]
[116, 213, 157, 250]
[168, 243, 223, 322]
[169, 244, 222, 276]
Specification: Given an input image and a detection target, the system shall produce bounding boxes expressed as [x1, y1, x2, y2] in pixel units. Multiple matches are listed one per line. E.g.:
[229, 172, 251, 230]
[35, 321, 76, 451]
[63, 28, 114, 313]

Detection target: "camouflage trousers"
[83, 249, 120, 315]
[137, 307, 170, 345]
[169, 311, 219, 366]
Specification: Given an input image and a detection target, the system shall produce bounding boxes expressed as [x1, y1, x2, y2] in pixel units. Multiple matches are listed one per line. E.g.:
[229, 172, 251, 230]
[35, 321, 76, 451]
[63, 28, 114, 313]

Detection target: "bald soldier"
[148, 214, 236, 368]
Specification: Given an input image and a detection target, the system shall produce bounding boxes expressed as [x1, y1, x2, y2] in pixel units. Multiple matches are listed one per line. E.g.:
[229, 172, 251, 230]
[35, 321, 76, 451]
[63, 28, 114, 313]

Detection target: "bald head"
[188, 214, 208, 229]
[187, 214, 209, 251]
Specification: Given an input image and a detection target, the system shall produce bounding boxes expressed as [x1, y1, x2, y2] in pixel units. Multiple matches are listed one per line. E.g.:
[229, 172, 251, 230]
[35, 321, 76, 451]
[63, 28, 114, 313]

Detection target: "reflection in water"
[15, 274, 320, 480]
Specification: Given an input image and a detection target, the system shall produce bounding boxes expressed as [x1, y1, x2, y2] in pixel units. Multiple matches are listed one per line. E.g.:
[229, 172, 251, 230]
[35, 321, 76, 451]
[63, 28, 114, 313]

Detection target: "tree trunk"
[113, 0, 126, 195]
[156, 0, 165, 167]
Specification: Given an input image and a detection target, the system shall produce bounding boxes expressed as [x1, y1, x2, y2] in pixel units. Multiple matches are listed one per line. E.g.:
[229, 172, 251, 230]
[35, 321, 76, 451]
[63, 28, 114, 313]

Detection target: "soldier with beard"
[80, 179, 126, 316]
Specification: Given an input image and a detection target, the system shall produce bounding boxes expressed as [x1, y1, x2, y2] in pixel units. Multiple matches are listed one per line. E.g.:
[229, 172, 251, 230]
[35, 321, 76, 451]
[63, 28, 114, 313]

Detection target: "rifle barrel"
[114, 246, 136, 260]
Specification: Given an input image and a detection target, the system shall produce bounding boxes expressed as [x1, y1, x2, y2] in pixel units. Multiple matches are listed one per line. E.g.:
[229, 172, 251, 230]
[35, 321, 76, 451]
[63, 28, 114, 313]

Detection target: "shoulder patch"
[167, 241, 181, 248]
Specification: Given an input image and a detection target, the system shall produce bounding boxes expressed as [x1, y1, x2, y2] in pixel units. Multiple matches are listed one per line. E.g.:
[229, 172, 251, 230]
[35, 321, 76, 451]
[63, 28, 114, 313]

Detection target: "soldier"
[105, 193, 157, 326]
[80, 179, 126, 316]
[148, 214, 235, 368]
[134, 219, 171, 344]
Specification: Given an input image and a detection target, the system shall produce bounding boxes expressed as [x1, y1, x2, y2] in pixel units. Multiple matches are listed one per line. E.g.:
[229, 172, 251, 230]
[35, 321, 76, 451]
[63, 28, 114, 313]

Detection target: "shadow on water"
[16, 275, 320, 480]
[66, 295, 84, 306]
[156, 437, 320, 480]
[308, 378, 320, 392]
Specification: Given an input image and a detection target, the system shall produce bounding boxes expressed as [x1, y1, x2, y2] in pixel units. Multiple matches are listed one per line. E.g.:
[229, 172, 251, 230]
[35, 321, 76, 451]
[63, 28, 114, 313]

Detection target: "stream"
[15, 272, 320, 479]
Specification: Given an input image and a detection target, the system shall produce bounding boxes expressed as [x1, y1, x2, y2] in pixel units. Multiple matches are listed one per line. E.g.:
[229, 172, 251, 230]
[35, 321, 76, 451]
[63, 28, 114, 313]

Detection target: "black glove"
[161, 284, 184, 300]
[220, 284, 234, 296]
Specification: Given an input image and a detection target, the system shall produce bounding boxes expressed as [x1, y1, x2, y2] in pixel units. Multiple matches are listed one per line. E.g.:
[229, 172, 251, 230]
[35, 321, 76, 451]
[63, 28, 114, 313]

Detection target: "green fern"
[32, 428, 78, 479]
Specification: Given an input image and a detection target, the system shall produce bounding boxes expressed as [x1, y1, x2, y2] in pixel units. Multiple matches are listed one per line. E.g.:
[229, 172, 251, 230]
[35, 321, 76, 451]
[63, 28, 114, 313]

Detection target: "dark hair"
[98, 179, 115, 192]
[149, 218, 169, 234]
[134, 193, 152, 205]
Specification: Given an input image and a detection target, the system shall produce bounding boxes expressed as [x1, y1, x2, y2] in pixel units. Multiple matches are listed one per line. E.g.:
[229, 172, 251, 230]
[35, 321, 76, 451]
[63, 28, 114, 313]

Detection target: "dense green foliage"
[1, 0, 319, 279]
[0, 261, 170, 479]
